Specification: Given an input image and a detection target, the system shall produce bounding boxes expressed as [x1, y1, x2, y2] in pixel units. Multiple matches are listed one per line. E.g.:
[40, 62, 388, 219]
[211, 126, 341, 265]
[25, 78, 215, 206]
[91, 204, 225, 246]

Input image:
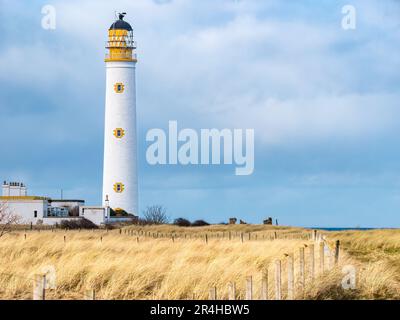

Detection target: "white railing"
[105, 40, 137, 49]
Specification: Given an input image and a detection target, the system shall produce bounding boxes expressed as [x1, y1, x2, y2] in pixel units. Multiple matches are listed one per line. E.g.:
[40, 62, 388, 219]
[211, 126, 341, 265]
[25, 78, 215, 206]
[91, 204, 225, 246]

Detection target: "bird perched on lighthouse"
[102, 13, 138, 215]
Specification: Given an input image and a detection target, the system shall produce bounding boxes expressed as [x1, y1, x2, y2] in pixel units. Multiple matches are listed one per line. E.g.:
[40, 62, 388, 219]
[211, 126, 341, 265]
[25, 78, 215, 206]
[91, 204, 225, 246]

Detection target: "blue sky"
[0, 0, 399, 227]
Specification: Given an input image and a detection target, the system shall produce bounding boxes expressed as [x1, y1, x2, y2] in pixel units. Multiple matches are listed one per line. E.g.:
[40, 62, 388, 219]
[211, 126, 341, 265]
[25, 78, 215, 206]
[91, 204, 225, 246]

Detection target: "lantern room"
[105, 13, 137, 62]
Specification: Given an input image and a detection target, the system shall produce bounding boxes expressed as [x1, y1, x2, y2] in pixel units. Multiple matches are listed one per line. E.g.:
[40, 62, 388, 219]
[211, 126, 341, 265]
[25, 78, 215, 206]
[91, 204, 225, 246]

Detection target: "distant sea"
[308, 227, 397, 231]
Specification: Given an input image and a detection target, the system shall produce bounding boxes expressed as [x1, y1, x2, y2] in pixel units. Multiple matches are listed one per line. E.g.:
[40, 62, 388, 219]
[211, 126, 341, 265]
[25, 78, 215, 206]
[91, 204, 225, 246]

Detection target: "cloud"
[0, 0, 399, 225]
[132, 10, 400, 147]
[219, 93, 400, 146]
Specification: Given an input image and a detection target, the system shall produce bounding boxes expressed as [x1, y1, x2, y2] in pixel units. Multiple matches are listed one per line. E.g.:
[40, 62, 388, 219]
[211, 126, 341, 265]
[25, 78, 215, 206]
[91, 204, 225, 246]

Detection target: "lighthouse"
[102, 13, 138, 215]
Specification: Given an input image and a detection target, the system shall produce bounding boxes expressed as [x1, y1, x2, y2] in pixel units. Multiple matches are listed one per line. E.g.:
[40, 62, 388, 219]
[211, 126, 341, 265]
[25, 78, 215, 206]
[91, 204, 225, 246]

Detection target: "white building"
[102, 13, 139, 216]
[2, 181, 27, 196]
[0, 181, 135, 226]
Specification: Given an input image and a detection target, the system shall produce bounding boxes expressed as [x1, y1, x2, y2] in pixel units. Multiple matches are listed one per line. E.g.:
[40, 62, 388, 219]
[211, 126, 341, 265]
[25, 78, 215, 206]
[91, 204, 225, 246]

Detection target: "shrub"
[60, 218, 98, 230]
[110, 208, 129, 217]
[173, 218, 191, 227]
[191, 220, 210, 227]
[142, 205, 169, 225]
[135, 218, 149, 226]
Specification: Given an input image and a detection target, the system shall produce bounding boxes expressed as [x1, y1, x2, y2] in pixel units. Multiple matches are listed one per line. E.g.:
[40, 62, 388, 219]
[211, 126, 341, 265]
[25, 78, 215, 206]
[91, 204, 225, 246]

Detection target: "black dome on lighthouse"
[109, 13, 132, 31]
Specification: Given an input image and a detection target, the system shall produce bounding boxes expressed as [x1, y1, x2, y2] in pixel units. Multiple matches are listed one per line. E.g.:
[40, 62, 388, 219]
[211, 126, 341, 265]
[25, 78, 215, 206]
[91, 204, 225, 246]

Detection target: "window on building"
[34, 210, 37, 218]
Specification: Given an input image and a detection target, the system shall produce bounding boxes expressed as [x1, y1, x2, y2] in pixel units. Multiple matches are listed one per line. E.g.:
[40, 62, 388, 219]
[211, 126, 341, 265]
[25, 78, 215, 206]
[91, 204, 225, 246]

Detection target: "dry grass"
[0, 226, 398, 300]
[124, 224, 300, 233]
[328, 229, 400, 283]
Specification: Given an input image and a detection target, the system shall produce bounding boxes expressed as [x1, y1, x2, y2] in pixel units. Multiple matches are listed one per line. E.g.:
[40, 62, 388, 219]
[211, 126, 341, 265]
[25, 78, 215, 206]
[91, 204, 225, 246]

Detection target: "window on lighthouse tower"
[113, 128, 125, 138]
[114, 182, 125, 193]
[114, 82, 125, 93]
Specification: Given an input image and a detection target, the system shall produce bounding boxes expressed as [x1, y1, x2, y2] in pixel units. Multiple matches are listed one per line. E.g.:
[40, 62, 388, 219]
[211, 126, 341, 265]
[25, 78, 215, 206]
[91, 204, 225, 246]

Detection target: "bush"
[60, 218, 98, 230]
[173, 218, 191, 227]
[136, 218, 150, 226]
[142, 205, 169, 225]
[191, 220, 210, 227]
[110, 208, 130, 217]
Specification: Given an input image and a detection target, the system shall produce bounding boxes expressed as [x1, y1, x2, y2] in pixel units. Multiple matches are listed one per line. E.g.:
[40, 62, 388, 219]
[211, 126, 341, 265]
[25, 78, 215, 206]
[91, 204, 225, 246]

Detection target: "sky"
[0, 0, 399, 227]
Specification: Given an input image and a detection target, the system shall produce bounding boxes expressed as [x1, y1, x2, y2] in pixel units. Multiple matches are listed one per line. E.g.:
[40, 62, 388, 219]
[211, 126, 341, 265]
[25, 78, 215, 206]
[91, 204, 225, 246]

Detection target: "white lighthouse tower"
[102, 13, 138, 215]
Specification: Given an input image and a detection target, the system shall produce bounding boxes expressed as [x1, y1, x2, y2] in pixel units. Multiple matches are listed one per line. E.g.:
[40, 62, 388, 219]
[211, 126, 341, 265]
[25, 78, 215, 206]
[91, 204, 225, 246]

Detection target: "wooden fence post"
[274, 260, 282, 300]
[335, 240, 340, 264]
[241, 233, 244, 243]
[84, 289, 96, 300]
[299, 247, 305, 293]
[309, 244, 315, 280]
[287, 254, 294, 300]
[205, 234, 208, 244]
[319, 242, 325, 273]
[261, 272, 268, 300]
[209, 287, 217, 300]
[33, 274, 46, 300]
[228, 282, 236, 300]
[245, 276, 253, 300]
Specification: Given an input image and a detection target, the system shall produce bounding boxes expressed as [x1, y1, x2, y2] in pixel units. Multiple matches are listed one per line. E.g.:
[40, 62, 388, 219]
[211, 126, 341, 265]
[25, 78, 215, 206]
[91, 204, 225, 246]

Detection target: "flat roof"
[0, 196, 49, 201]
[49, 199, 85, 202]
[81, 206, 106, 209]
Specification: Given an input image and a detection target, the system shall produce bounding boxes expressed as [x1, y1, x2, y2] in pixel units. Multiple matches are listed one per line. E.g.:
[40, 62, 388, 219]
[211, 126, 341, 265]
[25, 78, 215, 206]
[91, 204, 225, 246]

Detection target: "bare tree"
[142, 205, 168, 225]
[0, 204, 21, 238]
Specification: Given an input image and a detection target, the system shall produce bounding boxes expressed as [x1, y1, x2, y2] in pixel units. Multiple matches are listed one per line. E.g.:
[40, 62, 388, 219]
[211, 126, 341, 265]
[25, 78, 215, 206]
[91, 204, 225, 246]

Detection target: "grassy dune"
[329, 229, 400, 282]
[0, 226, 398, 300]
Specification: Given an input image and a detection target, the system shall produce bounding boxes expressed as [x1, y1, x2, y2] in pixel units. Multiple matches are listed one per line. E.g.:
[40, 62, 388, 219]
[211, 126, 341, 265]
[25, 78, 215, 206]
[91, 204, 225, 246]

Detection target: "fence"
[32, 275, 96, 300]
[20, 227, 325, 245]
[204, 239, 340, 300]
[114, 228, 315, 243]
[28, 232, 340, 300]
